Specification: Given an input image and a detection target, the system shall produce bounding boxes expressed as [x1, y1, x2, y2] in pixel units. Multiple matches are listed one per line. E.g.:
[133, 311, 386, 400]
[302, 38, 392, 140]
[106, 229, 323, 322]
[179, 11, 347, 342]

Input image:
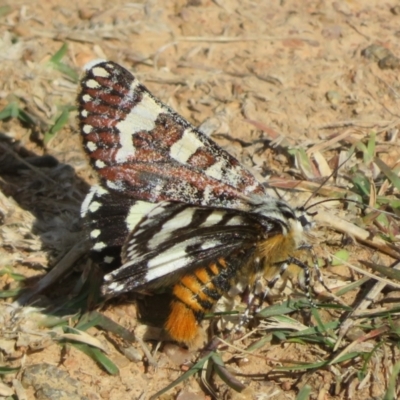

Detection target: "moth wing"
[78, 60, 266, 211]
[102, 203, 262, 296]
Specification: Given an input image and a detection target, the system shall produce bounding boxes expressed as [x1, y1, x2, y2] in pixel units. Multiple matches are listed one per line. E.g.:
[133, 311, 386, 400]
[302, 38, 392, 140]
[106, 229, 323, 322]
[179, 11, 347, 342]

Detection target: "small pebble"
[378, 54, 400, 69]
[361, 44, 391, 61]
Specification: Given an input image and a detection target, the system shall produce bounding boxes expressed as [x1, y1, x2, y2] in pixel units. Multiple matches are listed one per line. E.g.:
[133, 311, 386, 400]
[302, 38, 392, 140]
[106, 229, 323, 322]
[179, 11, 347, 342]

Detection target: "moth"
[78, 60, 314, 346]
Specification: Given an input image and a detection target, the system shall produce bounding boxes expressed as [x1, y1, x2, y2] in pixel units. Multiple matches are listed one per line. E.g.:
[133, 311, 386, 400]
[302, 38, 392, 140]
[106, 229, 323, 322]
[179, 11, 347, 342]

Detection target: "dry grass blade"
[334, 261, 400, 351]
[211, 352, 246, 393]
[361, 260, 400, 281]
[12, 379, 27, 400]
[315, 211, 400, 259]
[330, 326, 389, 366]
[57, 329, 108, 352]
[174, 35, 317, 44]
[330, 255, 400, 290]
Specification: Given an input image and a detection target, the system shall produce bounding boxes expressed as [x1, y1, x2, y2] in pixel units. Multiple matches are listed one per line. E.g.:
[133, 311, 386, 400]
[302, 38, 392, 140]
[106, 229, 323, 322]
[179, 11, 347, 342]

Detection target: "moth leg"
[296, 245, 332, 300]
[238, 261, 290, 329]
[286, 256, 316, 307]
[235, 277, 263, 331]
[255, 261, 290, 312]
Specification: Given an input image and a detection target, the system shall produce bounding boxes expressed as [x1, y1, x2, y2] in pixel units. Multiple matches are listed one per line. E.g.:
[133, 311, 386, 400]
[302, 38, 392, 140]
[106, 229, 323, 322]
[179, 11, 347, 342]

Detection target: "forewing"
[102, 203, 263, 296]
[78, 60, 265, 211]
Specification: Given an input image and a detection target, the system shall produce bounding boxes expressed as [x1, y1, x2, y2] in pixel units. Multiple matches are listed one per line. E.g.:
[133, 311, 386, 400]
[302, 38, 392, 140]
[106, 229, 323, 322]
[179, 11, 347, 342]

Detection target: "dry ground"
[1, 1, 400, 399]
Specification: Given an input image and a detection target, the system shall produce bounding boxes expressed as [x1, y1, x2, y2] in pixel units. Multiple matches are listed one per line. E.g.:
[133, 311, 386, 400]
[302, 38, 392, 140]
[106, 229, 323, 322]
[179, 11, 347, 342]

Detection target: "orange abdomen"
[164, 259, 229, 346]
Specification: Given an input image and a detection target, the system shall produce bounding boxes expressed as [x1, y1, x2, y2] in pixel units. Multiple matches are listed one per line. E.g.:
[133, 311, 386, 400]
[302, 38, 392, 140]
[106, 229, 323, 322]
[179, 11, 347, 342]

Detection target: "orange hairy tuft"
[164, 300, 200, 345]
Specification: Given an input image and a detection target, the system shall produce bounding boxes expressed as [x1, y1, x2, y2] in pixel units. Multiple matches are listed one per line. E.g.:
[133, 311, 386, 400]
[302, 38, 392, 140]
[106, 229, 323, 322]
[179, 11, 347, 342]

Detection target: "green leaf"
[245, 334, 273, 351]
[355, 134, 376, 165]
[43, 106, 75, 145]
[0, 288, 24, 298]
[0, 102, 15, 119]
[48, 43, 79, 82]
[78, 311, 137, 342]
[294, 148, 316, 180]
[277, 360, 328, 372]
[331, 249, 350, 265]
[68, 342, 119, 375]
[335, 276, 370, 297]
[277, 352, 362, 372]
[50, 43, 69, 64]
[329, 351, 365, 365]
[256, 301, 298, 318]
[288, 321, 340, 338]
[273, 331, 287, 341]
[365, 132, 376, 164]
[0, 101, 36, 125]
[149, 351, 214, 400]
[374, 158, 400, 193]
[384, 360, 400, 400]
[0, 268, 26, 281]
[0, 365, 20, 375]
[0, 5, 12, 18]
[296, 385, 312, 400]
[211, 353, 246, 392]
[350, 172, 370, 197]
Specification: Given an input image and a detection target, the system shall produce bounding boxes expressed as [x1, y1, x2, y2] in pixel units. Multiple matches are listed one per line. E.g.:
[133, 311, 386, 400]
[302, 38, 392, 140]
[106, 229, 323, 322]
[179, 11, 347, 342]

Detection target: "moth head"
[294, 207, 316, 232]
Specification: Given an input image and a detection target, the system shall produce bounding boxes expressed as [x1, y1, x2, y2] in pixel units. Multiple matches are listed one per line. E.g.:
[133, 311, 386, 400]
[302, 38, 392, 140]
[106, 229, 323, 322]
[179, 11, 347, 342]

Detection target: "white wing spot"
[106, 180, 124, 191]
[104, 256, 115, 264]
[92, 66, 110, 78]
[95, 186, 109, 196]
[82, 125, 93, 134]
[244, 181, 260, 194]
[86, 79, 101, 89]
[126, 250, 139, 260]
[93, 241, 106, 251]
[201, 240, 221, 250]
[90, 229, 101, 238]
[115, 91, 164, 163]
[86, 141, 97, 152]
[205, 160, 241, 187]
[225, 165, 242, 187]
[81, 186, 99, 217]
[148, 205, 166, 217]
[225, 216, 244, 226]
[125, 201, 156, 231]
[115, 133, 136, 162]
[205, 159, 225, 181]
[106, 282, 126, 293]
[148, 208, 196, 250]
[81, 110, 88, 117]
[200, 211, 226, 227]
[170, 128, 204, 164]
[139, 208, 166, 227]
[82, 94, 92, 102]
[89, 201, 101, 213]
[95, 160, 106, 169]
[146, 247, 190, 281]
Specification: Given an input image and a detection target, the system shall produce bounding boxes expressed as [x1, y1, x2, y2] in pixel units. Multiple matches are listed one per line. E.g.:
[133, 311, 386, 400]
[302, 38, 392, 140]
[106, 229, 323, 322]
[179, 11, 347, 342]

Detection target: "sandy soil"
[1, 1, 400, 399]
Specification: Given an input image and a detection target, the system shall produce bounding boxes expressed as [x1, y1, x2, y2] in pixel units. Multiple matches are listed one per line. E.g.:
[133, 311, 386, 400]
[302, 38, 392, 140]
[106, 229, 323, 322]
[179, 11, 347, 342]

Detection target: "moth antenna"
[301, 152, 354, 210]
[304, 197, 400, 220]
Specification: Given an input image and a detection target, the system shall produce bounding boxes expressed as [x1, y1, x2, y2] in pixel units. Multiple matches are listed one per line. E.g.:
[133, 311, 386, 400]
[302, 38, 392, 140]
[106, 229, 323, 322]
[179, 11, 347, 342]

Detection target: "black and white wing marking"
[102, 203, 269, 296]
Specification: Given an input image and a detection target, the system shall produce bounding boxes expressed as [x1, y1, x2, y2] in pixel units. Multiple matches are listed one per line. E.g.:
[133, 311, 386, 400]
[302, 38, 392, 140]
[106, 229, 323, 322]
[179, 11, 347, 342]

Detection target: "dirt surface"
[1, 1, 400, 399]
